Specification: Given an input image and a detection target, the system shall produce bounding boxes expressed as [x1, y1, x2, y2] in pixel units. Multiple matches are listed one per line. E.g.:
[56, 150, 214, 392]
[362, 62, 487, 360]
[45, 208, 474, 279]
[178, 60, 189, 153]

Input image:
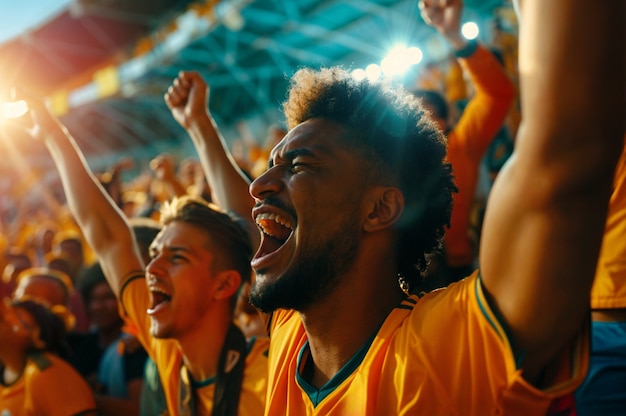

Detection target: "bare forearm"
[186, 113, 260, 247]
[42, 126, 141, 294]
[443, 32, 467, 51]
[43, 128, 124, 246]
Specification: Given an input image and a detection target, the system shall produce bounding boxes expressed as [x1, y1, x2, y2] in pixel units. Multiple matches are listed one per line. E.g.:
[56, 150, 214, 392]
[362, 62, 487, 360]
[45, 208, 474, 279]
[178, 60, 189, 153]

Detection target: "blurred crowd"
[1, 1, 624, 415]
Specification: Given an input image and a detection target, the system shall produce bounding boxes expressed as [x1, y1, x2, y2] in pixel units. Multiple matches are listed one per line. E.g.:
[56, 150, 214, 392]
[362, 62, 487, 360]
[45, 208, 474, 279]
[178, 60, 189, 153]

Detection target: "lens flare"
[0, 101, 29, 119]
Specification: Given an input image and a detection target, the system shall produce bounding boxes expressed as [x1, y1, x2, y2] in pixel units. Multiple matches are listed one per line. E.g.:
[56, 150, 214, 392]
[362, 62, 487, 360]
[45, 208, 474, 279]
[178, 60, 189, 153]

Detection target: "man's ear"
[213, 270, 243, 301]
[363, 187, 404, 232]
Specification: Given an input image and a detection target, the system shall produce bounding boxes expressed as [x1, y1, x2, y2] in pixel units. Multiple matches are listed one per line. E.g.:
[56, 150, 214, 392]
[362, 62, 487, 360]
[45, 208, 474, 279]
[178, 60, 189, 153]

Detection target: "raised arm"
[420, 0, 514, 145]
[480, 0, 625, 384]
[420, 0, 516, 274]
[164, 71, 259, 248]
[16, 95, 144, 296]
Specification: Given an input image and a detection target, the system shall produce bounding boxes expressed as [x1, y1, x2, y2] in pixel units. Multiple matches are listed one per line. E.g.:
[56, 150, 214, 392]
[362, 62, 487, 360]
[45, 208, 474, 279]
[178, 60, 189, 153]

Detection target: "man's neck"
[178, 311, 231, 383]
[299, 270, 404, 388]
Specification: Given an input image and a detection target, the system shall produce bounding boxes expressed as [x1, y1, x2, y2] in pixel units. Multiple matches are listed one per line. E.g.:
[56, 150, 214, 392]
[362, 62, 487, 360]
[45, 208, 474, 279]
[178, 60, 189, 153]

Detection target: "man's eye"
[290, 162, 304, 172]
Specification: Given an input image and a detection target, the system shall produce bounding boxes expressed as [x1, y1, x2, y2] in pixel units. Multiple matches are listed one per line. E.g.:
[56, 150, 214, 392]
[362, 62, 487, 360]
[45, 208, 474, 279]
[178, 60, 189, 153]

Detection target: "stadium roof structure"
[0, 0, 514, 171]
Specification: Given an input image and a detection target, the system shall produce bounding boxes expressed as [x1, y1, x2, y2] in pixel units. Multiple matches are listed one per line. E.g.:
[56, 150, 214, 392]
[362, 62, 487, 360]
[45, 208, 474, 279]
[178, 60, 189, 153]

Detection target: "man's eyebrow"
[168, 246, 193, 254]
[268, 147, 318, 168]
[149, 244, 192, 254]
[285, 148, 317, 159]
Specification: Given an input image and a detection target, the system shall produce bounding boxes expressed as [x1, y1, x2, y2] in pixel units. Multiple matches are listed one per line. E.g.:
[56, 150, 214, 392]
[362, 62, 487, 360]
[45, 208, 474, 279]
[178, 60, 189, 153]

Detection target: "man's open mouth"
[254, 212, 294, 257]
[148, 286, 172, 313]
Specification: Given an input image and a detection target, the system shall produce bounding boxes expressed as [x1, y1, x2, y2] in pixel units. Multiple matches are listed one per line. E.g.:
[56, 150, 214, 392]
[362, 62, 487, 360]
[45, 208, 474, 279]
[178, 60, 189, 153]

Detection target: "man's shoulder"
[417, 271, 478, 306]
[26, 352, 85, 383]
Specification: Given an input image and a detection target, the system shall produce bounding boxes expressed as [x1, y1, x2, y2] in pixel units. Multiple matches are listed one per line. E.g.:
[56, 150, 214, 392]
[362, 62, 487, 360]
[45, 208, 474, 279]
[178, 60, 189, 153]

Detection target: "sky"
[0, 0, 72, 44]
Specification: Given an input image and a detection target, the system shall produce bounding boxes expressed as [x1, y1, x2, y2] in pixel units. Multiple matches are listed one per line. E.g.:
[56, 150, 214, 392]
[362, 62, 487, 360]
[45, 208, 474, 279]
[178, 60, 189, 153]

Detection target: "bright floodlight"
[0, 100, 28, 119]
[351, 68, 366, 81]
[406, 47, 423, 65]
[381, 45, 423, 77]
[461, 22, 479, 40]
[365, 64, 382, 82]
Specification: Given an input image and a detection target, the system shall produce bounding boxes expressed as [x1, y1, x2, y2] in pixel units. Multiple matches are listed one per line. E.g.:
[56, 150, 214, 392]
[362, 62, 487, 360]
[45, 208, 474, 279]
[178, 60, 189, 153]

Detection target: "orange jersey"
[445, 45, 515, 267]
[120, 273, 268, 416]
[264, 271, 588, 415]
[0, 352, 96, 416]
[590, 143, 626, 309]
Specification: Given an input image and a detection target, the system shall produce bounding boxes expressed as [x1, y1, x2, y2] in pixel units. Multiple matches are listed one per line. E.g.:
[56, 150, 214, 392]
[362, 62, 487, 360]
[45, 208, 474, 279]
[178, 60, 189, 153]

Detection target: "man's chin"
[249, 290, 283, 313]
[150, 321, 170, 339]
[249, 282, 312, 313]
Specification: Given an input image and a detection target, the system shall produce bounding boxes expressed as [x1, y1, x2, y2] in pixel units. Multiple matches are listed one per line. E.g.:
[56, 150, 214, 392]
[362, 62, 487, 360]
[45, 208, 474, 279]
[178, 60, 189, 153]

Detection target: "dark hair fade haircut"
[282, 67, 457, 293]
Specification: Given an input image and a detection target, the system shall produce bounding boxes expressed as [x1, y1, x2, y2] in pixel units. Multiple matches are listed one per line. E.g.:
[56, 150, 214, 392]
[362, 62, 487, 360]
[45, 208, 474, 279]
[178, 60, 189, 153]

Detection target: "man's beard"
[249, 220, 361, 313]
